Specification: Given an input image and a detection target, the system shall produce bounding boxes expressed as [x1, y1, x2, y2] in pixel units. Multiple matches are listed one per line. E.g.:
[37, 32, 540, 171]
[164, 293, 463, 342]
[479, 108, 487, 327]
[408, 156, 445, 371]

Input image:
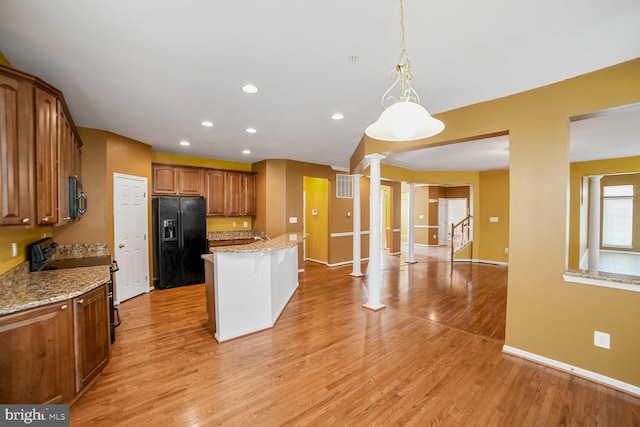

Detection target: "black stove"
[29, 237, 121, 343]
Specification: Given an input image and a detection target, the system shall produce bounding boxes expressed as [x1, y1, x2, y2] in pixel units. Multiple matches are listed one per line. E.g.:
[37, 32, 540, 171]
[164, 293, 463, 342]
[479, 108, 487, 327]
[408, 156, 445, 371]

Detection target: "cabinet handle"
[77, 299, 84, 304]
[62, 217, 71, 220]
[21, 218, 29, 224]
[41, 217, 49, 222]
[61, 304, 68, 310]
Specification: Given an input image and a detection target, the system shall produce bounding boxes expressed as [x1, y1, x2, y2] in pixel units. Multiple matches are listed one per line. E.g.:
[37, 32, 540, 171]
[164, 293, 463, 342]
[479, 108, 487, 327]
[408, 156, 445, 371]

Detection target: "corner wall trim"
[502, 345, 640, 397]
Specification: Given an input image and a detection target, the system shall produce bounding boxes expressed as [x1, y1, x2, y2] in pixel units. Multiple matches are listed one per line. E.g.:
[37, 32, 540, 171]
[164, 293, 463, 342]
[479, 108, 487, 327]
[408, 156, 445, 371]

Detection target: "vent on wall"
[336, 174, 353, 198]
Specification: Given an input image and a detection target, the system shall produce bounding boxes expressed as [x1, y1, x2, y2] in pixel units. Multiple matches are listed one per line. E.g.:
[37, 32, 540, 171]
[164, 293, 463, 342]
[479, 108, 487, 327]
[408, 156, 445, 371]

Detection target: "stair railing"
[451, 215, 472, 262]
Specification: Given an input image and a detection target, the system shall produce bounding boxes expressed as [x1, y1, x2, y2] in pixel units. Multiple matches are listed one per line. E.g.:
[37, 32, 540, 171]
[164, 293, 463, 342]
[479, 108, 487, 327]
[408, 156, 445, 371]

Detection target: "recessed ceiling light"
[246, 128, 257, 134]
[242, 84, 258, 94]
[242, 149, 251, 155]
[332, 113, 344, 120]
[180, 141, 190, 146]
[201, 121, 214, 127]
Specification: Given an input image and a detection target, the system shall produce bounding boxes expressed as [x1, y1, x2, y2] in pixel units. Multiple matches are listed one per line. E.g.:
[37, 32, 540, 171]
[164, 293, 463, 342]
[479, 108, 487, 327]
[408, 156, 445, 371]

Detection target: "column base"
[350, 271, 364, 277]
[406, 260, 417, 264]
[362, 302, 386, 311]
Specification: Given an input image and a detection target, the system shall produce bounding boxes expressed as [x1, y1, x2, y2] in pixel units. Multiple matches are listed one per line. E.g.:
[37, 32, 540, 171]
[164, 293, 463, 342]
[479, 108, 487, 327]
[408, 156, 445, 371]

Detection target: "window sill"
[564, 269, 640, 293]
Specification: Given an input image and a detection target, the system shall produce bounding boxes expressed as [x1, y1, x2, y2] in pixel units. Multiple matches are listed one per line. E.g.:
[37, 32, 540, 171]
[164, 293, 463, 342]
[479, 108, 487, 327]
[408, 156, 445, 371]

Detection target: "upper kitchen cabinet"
[242, 173, 256, 216]
[178, 167, 203, 196]
[154, 162, 257, 217]
[0, 73, 34, 226]
[0, 64, 84, 228]
[204, 169, 226, 216]
[152, 164, 203, 196]
[205, 170, 257, 217]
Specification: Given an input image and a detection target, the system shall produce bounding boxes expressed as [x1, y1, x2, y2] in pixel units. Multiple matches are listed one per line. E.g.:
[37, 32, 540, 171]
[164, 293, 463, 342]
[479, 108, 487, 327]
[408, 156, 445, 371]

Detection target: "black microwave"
[69, 176, 87, 218]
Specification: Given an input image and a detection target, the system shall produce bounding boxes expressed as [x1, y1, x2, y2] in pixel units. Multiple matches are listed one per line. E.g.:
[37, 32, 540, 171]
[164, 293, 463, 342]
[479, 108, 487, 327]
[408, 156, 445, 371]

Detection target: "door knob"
[119, 244, 125, 248]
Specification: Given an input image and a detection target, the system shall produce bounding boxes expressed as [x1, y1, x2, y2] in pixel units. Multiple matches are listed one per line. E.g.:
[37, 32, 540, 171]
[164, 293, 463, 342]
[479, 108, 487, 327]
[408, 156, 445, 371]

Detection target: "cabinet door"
[74, 284, 109, 393]
[178, 167, 203, 195]
[0, 301, 73, 404]
[152, 164, 177, 194]
[35, 88, 58, 225]
[0, 74, 34, 226]
[242, 173, 256, 216]
[205, 170, 226, 216]
[226, 172, 242, 216]
[57, 106, 73, 224]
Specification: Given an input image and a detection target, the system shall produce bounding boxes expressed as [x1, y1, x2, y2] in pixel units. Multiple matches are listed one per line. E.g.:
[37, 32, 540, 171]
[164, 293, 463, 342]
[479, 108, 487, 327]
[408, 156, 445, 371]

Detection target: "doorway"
[303, 177, 329, 264]
[113, 173, 150, 302]
[438, 198, 468, 245]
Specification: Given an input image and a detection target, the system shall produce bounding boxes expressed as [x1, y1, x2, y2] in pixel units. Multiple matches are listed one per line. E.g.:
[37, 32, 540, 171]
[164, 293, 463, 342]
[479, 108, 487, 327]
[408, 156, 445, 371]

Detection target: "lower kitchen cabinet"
[0, 300, 74, 404]
[73, 284, 110, 393]
[0, 283, 110, 404]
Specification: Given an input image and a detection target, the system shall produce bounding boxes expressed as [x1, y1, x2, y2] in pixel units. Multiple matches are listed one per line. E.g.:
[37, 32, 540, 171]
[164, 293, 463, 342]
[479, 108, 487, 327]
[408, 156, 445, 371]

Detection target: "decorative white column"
[350, 174, 363, 277]
[588, 175, 603, 273]
[407, 182, 417, 264]
[364, 154, 385, 311]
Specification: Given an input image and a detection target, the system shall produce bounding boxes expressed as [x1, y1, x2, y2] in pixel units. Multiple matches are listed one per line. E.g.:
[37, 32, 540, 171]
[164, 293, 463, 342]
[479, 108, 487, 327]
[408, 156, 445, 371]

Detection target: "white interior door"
[113, 173, 150, 303]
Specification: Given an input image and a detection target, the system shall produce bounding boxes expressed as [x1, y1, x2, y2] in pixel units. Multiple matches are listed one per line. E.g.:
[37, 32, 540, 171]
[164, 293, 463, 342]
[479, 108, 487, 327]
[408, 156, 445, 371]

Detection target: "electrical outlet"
[243, 221, 248, 228]
[232, 221, 237, 228]
[594, 331, 610, 349]
[433, 235, 436, 239]
[12, 242, 18, 257]
[504, 248, 509, 254]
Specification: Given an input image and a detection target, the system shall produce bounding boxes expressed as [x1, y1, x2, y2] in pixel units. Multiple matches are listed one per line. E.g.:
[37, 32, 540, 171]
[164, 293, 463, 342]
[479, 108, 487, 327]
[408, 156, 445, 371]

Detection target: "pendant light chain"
[399, 0, 406, 49]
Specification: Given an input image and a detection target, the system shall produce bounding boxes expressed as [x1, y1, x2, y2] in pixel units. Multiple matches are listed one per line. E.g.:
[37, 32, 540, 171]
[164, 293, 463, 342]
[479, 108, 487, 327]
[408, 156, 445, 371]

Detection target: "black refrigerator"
[152, 197, 207, 289]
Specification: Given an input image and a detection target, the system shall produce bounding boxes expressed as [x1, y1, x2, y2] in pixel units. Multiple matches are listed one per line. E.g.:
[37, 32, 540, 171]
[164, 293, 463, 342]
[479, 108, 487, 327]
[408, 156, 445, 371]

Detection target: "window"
[602, 185, 633, 248]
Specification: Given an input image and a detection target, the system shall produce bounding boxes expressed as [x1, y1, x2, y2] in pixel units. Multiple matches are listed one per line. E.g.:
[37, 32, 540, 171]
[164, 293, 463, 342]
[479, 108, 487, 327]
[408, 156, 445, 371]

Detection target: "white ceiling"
[1, 0, 639, 171]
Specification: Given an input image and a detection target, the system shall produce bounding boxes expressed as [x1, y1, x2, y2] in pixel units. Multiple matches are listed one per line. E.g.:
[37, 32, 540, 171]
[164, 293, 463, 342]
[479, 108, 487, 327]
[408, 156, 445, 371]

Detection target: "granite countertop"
[0, 242, 112, 316]
[202, 233, 308, 262]
[207, 230, 263, 241]
[564, 268, 640, 287]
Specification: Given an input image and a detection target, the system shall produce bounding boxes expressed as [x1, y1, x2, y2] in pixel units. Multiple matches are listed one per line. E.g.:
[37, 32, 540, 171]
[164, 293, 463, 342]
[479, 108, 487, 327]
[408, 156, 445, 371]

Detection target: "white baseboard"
[503, 345, 640, 397]
[454, 258, 508, 267]
[327, 258, 370, 268]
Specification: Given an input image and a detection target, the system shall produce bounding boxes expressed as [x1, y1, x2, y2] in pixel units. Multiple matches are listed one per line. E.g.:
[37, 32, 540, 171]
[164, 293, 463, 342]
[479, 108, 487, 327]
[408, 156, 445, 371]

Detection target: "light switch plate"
[289, 217, 297, 224]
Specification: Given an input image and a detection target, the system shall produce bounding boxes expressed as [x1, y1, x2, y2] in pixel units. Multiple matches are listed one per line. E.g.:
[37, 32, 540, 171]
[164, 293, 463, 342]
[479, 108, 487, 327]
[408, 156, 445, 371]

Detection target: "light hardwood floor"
[71, 248, 640, 426]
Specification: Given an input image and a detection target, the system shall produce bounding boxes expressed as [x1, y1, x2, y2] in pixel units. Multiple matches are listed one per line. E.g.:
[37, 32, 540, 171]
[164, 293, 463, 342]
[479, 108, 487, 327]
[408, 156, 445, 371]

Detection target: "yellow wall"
[303, 177, 329, 263]
[152, 152, 252, 172]
[0, 50, 12, 67]
[0, 228, 51, 274]
[478, 169, 509, 263]
[354, 58, 640, 387]
[569, 156, 640, 268]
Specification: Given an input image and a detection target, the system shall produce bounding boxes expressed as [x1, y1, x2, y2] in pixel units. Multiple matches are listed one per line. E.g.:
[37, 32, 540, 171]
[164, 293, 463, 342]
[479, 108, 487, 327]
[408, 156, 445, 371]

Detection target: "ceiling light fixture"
[201, 121, 214, 127]
[242, 149, 251, 155]
[332, 113, 344, 120]
[242, 84, 258, 94]
[365, 0, 444, 142]
[246, 128, 257, 134]
[180, 141, 190, 146]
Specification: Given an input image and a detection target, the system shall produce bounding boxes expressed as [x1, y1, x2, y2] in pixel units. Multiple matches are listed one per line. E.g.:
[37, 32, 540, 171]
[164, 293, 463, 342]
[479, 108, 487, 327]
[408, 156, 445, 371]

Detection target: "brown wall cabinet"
[0, 284, 110, 405]
[152, 164, 204, 196]
[153, 163, 256, 217]
[0, 73, 34, 226]
[0, 64, 83, 228]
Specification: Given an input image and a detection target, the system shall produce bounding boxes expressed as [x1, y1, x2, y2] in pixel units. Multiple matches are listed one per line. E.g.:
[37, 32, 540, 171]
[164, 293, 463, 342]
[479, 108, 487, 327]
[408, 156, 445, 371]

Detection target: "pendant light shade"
[366, 0, 444, 142]
[365, 100, 444, 141]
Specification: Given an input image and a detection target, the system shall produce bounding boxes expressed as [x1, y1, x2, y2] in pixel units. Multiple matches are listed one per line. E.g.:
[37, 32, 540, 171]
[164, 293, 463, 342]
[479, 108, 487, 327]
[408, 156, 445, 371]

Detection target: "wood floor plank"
[70, 248, 640, 426]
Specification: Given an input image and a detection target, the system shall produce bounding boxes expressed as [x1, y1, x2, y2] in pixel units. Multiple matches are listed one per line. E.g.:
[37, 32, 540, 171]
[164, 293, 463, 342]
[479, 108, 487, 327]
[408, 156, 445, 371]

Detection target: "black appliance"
[69, 176, 87, 219]
[29, 237, 121, 343]
[152, 196, 207, 289]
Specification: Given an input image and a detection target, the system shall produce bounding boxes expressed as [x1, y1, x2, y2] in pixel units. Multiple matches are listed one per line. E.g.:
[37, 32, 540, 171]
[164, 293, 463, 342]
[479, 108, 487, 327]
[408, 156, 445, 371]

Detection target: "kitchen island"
[201, 232, 307, 342]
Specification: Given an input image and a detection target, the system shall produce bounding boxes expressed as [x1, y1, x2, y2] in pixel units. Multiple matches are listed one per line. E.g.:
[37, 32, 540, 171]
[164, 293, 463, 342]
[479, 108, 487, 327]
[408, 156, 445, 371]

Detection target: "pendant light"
[365, 0, 444, 142]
